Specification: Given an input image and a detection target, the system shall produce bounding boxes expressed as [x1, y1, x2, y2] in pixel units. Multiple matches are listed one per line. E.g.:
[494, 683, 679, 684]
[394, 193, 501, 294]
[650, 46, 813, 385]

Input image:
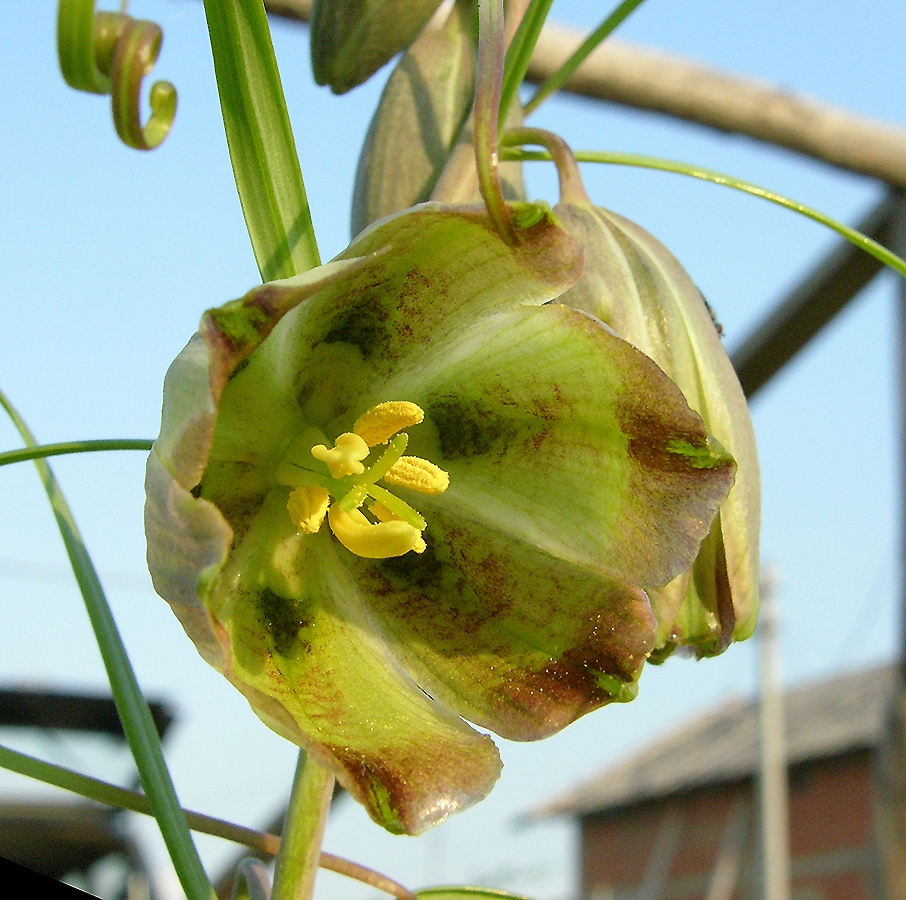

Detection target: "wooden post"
[757, 572, 790, 900]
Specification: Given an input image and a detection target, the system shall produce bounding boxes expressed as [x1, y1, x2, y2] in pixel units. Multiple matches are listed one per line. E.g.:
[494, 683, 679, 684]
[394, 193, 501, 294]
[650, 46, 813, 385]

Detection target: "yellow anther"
[311, 432, 369, 478]
[369, 501, 398, 522]
[353, 401, 424, 447]
[287, 486, 330, 534]
[328, 506, 426, 558]
[383, 456, 450, 495]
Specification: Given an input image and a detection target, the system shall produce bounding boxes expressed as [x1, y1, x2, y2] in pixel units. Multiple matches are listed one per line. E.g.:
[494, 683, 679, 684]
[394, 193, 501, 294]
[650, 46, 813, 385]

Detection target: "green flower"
[145, 203, 735, 834]
[555, 200, 760, 656]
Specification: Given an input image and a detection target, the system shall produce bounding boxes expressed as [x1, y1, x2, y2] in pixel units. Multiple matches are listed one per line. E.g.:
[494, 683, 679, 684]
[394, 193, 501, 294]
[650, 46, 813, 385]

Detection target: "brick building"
[534, 664, 898, 900]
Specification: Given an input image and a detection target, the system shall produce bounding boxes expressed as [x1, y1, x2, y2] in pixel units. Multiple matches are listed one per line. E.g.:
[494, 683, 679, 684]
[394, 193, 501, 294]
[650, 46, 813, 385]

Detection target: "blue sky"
[1, 2, 905, 898]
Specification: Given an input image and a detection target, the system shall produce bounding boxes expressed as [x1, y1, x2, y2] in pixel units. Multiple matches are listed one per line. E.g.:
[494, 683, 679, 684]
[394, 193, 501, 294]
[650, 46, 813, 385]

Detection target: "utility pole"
[758, 572, 791, 900]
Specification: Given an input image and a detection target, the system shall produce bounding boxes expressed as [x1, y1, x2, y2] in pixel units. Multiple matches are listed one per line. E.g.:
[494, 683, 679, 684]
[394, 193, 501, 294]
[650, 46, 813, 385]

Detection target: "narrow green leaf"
[0, 438, 152, 469]
[523, 0, 648, 115]
[202, 0, 320, 280]
[0, 743, 280, 854]
[501, 147, 906, 280]
[0, 388, 214, 900]
[417, 889, 533, 900]
[499, 0, 553, 126]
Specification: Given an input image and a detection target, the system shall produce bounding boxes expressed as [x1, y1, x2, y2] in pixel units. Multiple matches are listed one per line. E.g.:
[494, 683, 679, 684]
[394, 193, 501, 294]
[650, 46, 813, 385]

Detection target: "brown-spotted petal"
[340, 506, 656, 742]
[360, 303, 736, 589]
[205, 493, 501, 834]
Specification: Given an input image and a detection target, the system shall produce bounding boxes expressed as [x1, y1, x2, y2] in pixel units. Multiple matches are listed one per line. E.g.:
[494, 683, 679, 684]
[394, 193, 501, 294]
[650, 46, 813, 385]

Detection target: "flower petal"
[206, 491, 501, 834]
[145, 258, 371, 663]
[363, 303, 736, 589]
[340, 506, 656, 741]
[204, 204, 583, 453]
[556, 204, 760, 650]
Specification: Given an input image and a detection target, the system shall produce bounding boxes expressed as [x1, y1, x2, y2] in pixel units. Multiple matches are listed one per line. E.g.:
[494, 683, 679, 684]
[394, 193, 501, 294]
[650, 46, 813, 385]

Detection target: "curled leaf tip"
[57, 0, 177, 150]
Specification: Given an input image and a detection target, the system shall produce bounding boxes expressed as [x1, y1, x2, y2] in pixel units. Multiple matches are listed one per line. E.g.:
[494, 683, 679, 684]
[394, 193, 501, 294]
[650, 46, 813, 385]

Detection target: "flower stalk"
[474, 0, 516, 244]
[271, 753, 336, 900]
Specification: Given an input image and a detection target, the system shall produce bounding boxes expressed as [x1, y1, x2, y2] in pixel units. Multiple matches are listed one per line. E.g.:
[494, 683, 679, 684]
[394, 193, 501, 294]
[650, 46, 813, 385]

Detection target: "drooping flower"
[554, 197, 760, 657]
[145, 203, 735, 834]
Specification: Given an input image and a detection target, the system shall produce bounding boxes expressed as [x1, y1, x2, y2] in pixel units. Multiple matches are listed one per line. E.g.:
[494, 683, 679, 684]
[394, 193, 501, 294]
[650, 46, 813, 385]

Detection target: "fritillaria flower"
[145, 203, 735, 833]
[555, 193, 760, 657]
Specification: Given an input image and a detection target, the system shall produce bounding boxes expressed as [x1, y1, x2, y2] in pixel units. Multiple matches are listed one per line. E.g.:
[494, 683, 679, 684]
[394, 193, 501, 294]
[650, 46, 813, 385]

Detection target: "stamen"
[366, 484, 427, 530]
[285, 400, 442, 558]
[287, 486, 330, 534]
[369, 501, 397, 522]
[338, 433, 408, 512]
[384, 456, 450, 495]
[353, 401, 424, 447]
[328, 506, 426, 558]
[311, 432, 370, 478]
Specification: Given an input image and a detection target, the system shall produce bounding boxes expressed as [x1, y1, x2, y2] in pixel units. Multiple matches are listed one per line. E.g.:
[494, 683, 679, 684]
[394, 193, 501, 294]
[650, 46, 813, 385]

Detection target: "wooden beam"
[731, 193, 900, 399]
[264, 2, 906, 189]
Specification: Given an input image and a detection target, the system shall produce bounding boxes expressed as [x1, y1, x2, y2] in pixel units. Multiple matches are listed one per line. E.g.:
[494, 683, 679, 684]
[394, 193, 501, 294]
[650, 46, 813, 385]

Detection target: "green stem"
[271, 752, 336, 900]
[499, 0, 553, 126]
[501, 127, 587, 202]
[0, 388, 213, 900]
[523, 0, 649, 115]
[501, 146, 906, 280]
[474, 0, 515, 244]
[0, 744, 417, 899]
[0, 438, 152, 468]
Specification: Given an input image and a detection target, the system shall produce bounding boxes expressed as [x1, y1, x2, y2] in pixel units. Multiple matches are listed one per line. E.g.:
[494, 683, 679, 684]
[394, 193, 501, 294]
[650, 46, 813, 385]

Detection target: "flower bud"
[351, 1, 475, 235]
[310, 0, 444, 93]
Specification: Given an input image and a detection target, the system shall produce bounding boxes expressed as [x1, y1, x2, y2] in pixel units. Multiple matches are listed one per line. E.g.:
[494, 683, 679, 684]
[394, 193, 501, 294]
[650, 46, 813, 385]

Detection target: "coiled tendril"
[57, 0, 177, 150]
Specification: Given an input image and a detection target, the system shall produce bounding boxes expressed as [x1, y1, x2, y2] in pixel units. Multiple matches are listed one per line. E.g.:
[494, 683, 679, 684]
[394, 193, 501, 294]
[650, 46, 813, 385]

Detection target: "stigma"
[284, 401, 448, 558]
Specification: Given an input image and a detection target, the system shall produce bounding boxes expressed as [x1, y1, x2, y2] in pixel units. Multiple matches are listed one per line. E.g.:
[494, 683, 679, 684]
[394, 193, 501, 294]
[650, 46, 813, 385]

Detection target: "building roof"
[532, 662, 896, 819]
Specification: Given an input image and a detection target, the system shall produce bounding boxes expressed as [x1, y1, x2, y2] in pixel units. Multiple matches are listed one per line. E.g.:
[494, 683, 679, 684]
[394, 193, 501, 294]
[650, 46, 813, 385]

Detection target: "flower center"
[279, 401, 449, 559]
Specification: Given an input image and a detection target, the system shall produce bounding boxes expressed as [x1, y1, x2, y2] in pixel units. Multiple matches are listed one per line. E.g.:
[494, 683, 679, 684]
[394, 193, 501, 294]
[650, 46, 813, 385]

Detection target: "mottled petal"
[341, 507, 656, 741]
[144, 451, 231, 669]
[206, 492, 501, 833]
[145, 259, 367, 663]
[363, 303, 735, 588]
[206, 204, 583, 460]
